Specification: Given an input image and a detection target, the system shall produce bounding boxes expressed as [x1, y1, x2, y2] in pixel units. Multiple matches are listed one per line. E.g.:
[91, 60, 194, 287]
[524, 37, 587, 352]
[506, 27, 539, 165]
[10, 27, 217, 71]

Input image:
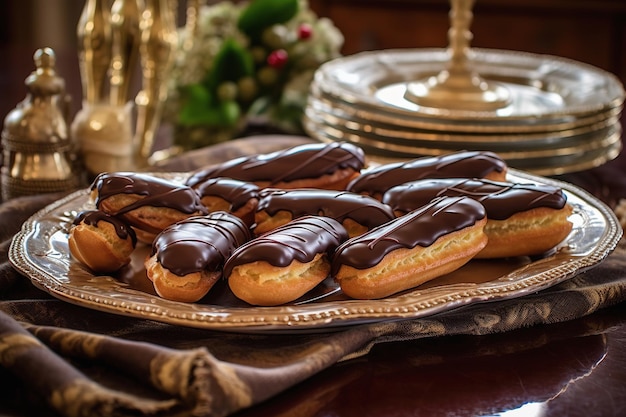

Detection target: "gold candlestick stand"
[110, 0, 142, 107]
[134, 0, 178, 167]
[72, 0, 189, 175]
[404, 0, 510, 110]
[76, 0, 112, 105]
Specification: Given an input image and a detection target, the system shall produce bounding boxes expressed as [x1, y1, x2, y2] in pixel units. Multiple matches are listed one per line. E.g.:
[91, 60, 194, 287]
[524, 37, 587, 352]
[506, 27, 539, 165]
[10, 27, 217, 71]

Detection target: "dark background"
[1, 0, 624, 137]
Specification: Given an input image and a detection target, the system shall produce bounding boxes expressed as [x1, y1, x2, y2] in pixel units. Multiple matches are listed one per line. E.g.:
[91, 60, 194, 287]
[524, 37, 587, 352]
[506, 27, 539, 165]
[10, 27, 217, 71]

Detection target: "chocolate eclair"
[383, 178, 573, 258]
[253, 188, 395, 237]
[145, 211, 251, 303]
[347, 150, 507, 199]
[191, 177, 260, 226]
[186, 142, 366, 191]
[91, 172, 208, 243]
[224, 216, 349, 306]
[332, 196, 488, 299]
[68, 210, 137, 273]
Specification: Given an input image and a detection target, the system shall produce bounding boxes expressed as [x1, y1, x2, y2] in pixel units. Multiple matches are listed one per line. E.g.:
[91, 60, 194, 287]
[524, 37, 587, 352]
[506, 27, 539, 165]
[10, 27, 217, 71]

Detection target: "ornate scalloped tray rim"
[9, 169, 623, 333]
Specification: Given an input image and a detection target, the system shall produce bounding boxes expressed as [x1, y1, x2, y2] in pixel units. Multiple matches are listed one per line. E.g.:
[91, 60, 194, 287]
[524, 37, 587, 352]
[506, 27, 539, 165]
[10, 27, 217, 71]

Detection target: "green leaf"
[204, 39, 254, 92]
[177, 84, 241, 127]
[177, 84, 214, 125]
[237, 0, 299, 40]
[246, 95, 273, 117]
[219, 100, 242, 126]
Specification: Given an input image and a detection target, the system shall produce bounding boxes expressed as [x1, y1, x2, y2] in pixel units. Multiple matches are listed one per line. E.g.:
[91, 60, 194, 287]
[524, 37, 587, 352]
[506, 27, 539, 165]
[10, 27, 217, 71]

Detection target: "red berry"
[267, 49, 288, 68]
[298, 23, 313, 40]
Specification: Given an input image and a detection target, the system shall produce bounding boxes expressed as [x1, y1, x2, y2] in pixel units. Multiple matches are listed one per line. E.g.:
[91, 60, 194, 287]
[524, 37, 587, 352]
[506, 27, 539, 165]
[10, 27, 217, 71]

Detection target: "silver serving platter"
[313, 48, 625, 124]
[9, 170, 622, 333]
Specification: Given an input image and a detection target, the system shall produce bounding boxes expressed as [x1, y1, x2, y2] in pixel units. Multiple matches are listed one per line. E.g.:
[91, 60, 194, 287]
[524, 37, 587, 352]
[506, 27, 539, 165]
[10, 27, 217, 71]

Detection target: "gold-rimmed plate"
[9, 170, 622, 333]
[303, 104, 621, 153]
[309, 82, 624, 134]
[307, 118, 623, 176]
[314, 48, 625, 123]
[305, 94, 622, 143]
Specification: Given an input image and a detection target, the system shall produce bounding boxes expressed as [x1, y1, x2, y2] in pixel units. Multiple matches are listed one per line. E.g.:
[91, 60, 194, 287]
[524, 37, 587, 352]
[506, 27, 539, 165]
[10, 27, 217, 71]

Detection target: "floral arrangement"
[163, 0, 344, 150]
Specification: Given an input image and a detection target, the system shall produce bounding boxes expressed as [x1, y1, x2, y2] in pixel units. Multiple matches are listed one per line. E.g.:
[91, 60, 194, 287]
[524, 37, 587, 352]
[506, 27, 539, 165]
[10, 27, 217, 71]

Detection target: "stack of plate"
[303, 48, 625, 175]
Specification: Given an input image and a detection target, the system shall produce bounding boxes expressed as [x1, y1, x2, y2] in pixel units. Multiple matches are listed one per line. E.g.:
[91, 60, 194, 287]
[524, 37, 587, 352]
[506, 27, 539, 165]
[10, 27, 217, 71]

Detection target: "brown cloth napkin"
[1, 136, 626, 417]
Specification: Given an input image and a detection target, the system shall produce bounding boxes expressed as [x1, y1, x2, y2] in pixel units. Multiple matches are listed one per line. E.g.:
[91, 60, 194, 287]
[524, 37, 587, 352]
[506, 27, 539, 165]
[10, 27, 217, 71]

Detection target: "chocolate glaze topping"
[73, 210, 137, 245]
[185, 142, 365, 187]
[151, 212, 251, 276]
[347, 151, 507, 196]
[223, 216, 348, 275]
[331, 196, 486, 273]
[91, 172, 208, 216]
[383, 178, 567, 220]
[256, 188, 395, 229]
[193, 177, 260, 211]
